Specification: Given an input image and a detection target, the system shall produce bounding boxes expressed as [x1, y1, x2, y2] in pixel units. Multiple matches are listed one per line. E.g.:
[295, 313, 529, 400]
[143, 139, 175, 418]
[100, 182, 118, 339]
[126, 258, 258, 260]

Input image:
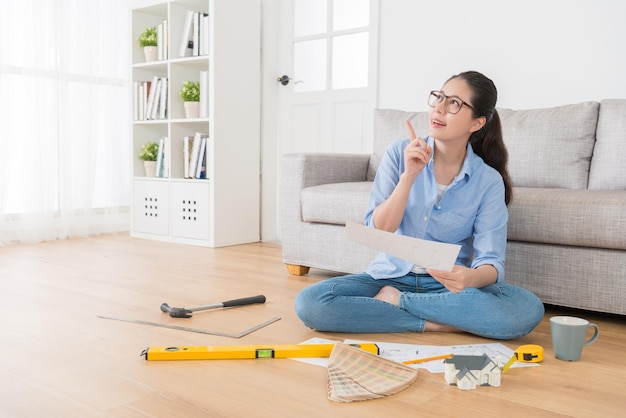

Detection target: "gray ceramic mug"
[550, 316, 599, 361]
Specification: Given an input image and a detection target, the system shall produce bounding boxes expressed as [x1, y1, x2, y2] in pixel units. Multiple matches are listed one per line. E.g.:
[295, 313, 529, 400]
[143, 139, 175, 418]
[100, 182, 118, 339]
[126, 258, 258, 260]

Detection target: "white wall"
[377, 0, 626, 112]
[261, 0, 626, 242]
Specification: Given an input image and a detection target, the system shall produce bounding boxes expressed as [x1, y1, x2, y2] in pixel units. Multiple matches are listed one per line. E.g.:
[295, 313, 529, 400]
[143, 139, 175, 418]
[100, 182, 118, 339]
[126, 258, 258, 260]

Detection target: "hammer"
[160, 295, 266, 318]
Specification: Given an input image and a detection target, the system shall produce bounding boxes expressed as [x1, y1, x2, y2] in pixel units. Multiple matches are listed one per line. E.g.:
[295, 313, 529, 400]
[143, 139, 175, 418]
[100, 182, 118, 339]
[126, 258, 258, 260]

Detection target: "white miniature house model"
[444, 354, 501, 390]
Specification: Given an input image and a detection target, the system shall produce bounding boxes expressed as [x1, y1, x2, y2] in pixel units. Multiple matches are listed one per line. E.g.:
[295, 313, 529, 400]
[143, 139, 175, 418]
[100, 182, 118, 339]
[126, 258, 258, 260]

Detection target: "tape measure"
[514, 344, 544, 362]
[502, 344, 544, 373]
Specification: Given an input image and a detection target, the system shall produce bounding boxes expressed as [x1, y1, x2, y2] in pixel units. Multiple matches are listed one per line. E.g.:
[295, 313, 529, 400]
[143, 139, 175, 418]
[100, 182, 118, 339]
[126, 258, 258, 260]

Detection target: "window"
[0, 0, 130, 244]
[293, 0, 370, 92]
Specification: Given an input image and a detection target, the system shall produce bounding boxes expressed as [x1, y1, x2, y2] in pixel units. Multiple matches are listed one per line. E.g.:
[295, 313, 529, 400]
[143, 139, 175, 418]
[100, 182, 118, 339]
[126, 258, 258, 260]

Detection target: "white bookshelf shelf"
[130, 0, 260, 247]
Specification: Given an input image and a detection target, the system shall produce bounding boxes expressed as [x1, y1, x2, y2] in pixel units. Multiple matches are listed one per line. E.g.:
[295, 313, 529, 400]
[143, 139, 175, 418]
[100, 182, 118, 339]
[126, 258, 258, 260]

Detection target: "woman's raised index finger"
[405, 120, 417, 140]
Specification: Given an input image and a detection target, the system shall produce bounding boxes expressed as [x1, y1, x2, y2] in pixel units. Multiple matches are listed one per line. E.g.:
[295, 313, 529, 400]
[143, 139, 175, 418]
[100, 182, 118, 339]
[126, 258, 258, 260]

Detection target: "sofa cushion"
[369, 109, 430, 180]
[588, 99, 626, 190]
[498, 102, 599, 189]
[508, 187, 626, 250]
[301, 181, 372, 225]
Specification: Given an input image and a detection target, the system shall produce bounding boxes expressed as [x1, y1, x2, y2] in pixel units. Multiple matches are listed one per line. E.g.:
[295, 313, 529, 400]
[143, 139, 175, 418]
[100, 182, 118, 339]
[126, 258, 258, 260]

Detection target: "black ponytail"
[447, 71, 513, 205]
[469, 110, 512, 205]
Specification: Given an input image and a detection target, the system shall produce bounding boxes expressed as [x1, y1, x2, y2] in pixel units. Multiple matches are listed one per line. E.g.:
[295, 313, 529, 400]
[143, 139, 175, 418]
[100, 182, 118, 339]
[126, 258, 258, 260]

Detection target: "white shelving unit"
[130, 0, 260, 247]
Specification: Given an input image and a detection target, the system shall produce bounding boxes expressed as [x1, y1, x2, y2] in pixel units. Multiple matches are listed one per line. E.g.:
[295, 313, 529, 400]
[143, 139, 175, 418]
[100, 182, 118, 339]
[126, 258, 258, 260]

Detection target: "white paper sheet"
[292, 338, 539, 373]
[345, 221, 461, 272]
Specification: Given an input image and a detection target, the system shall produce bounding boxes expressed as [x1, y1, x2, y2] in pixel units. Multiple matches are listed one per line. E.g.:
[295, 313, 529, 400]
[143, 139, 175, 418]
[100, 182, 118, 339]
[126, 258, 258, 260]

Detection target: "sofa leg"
[286, 264, 310, 276]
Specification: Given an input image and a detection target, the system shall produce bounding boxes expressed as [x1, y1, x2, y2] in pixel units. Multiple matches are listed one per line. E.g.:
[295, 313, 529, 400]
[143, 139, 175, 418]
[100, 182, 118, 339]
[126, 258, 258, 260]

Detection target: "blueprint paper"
[362, 340, 539, 373]
[345, 221, 461, 272]
[293, 338, 538, 373]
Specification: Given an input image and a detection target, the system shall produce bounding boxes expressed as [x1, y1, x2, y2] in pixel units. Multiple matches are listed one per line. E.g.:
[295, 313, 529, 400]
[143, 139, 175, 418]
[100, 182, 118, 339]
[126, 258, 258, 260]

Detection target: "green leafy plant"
[180, 80, 200, 102]
[139, 141, 159, 161]
[138, 26, 158, 48]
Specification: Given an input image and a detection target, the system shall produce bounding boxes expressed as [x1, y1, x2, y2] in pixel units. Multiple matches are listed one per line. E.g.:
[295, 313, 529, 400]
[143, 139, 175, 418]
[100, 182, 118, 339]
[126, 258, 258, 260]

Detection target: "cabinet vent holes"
[181, 199, 199, 222]
[142, 196, 159, 218]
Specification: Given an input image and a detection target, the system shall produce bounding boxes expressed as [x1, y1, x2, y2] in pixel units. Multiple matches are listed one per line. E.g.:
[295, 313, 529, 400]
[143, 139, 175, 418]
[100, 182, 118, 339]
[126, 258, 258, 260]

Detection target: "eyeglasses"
[428, 90, 476, 114]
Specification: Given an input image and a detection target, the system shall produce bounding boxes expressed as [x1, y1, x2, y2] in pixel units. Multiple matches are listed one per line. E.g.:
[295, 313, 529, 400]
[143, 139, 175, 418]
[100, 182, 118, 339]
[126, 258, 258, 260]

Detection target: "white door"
[276, 0, 378, 155]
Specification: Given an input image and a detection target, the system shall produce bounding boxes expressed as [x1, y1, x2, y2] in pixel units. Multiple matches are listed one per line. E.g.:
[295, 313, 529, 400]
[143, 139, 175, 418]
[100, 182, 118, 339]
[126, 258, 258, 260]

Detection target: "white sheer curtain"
[0, 0, 131, 245]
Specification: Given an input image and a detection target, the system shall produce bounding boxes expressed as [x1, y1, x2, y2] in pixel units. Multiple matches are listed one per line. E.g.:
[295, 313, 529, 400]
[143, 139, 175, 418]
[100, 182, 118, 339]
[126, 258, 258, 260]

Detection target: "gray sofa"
[280, 100, 626, 316]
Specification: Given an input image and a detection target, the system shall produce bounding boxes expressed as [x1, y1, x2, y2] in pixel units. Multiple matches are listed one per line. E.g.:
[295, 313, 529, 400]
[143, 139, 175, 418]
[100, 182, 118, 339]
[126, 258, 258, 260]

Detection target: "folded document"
[345, 221, 461, 271]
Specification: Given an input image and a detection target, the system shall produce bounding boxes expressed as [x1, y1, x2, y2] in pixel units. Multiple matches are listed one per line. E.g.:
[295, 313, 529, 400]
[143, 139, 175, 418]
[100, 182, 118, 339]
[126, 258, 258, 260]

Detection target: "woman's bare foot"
[373, 286, 401, 306]
[374, 286, 463, 333]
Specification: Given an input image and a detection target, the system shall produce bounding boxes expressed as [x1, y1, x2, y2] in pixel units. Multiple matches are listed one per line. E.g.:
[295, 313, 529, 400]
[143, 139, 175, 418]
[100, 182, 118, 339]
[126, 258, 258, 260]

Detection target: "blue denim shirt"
[364, 136, 508, 282]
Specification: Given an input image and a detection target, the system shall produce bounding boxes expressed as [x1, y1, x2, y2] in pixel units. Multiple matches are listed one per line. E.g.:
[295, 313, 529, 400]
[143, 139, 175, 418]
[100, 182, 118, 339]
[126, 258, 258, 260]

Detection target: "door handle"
[277, 75, 291, 86]
[277, 75, 303, 86]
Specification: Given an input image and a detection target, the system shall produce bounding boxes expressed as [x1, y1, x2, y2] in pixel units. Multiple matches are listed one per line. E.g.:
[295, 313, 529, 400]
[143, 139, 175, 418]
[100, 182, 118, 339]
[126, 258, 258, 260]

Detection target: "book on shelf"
[145, 76, 161, 120]
[188, 132, 201, 177]
[156, 137, 164, 177]
[164, 18, 168, 60]
[200, 13, 210, 56]
[163, 137, 169, 177]
[195, 135, 212, 179]
[179, 10, 194, 57]
[155, 137, 169, 178]
[195, 135, 207, 178]
[157, 18, 168, 60]
[192, 12, 200, 57]
[141, 81, 150, 120]
[133, 81, 146, 121]
[197, 12, 209, 56]
[134, 80, 149, 121]
[158, 77, 168, 120]
[203, 135, 212, 179]
[183, 135, 192, 178]
[157, 23, 163, 61]
[133, 81, 140, 120]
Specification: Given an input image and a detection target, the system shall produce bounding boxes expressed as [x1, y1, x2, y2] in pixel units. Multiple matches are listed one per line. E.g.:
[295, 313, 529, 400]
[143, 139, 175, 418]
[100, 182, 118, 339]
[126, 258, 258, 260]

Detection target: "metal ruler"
[98, 315, 281, 338]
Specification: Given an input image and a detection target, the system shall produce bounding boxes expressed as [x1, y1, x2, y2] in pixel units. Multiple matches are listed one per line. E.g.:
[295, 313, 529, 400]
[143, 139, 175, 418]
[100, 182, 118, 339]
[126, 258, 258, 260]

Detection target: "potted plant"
[138, 26, 158, 62]
[139, 141, 159, 177]
[180, 80, 200, 118]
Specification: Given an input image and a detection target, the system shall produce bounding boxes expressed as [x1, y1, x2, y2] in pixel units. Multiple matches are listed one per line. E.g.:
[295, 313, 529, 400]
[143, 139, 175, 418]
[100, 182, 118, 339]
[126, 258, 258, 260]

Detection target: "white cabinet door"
[170, 181, 210, 241]
[133, 180, 169, 235]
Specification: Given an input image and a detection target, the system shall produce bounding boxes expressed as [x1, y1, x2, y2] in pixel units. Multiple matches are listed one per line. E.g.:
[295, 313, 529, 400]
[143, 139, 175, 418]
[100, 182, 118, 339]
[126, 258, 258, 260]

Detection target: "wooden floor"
[1, 233, 625, 417]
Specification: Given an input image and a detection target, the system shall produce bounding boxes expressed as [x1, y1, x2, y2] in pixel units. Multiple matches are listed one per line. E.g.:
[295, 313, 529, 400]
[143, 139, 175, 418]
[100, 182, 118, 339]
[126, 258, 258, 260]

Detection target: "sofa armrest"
[281, 153, 371, 189]
[279, 153, 373, 273]
[280, 152, 371, 225]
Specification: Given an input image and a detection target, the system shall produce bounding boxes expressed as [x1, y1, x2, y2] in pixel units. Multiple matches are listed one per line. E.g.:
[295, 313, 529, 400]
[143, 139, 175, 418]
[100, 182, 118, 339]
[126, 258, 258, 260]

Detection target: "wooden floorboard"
[1, 233, 624, 417]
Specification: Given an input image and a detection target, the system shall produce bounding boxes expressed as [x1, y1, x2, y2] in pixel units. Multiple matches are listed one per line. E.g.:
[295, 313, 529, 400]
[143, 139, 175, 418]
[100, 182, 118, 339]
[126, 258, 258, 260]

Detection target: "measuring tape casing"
[514, 344, 544, 362]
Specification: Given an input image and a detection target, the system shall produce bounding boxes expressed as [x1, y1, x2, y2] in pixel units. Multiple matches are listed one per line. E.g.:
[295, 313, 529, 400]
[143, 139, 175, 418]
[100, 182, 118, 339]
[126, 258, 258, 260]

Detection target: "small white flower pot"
[143, 160, 157, 177]
[184, 101, 200, 119]
[143, 46, 158, 62]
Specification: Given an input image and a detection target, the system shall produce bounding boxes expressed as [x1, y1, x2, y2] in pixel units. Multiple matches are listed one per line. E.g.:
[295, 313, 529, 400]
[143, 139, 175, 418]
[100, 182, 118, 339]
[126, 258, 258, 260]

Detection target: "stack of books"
[184, 132, 210, 179]
[134, 76, 168, 121]
[179, 10, 209, 57]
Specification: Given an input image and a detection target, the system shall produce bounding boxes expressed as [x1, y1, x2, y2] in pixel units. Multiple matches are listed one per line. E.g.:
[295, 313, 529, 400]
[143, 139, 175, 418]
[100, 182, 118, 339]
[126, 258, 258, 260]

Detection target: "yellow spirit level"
[142, 343, 380, 361]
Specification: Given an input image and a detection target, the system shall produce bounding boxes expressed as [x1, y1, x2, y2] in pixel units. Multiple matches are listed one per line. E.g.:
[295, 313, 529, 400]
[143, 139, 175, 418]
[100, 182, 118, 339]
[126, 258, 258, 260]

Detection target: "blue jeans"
[294, 273, 545, 340]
